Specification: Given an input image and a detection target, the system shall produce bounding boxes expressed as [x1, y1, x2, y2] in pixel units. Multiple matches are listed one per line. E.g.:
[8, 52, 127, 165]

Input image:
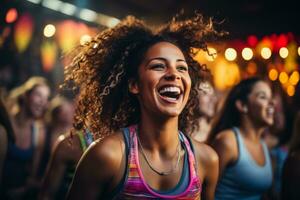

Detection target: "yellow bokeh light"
[279, 72, 288, 84]
[287, 85, 295, 96]
[43, 24, 56, 38]
[298, 47, 300, 56]
[205, 47, 217, 61]
[268, 69, 278, 81]
[225, 48, 237, 61]
[242, 47, 253, 60]
[213, 59, 240, 90]
[80, 34, 92, 45]
[279, 47, 289, 58]
[289, 71, 300, 85]
[261, 47, 272, 59]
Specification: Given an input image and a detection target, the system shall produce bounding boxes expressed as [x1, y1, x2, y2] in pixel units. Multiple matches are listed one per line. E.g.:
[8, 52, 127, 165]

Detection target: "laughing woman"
[208, 77, 275, 200]
[65, 14, 224, 200]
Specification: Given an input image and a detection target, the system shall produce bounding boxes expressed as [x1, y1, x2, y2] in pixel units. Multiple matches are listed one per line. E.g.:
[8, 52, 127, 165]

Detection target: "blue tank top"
[215, 127, 272, 200]
[3, 122, 36, 190]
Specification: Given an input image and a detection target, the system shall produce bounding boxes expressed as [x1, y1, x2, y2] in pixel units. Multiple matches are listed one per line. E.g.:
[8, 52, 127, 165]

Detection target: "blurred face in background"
[271, 93, 285, 134]
[56, 101, 75, 126]
[246, 81, 274, 127]
[197, 81, 217, 119]
[25, 84, 50, 119]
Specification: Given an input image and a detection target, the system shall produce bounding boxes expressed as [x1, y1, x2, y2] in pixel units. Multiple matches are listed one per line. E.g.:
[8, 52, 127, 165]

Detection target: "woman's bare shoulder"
[76, 130, 126, 180]
[211, 129, 236, 152]
[191, 139, 219, 168]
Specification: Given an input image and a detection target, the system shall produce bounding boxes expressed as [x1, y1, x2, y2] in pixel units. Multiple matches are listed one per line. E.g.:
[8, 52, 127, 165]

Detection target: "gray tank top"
[215, 127, 272, 200]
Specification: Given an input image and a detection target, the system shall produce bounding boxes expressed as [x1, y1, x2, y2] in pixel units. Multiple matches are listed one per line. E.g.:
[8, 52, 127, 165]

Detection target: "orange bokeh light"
[6, 8, 18, 23]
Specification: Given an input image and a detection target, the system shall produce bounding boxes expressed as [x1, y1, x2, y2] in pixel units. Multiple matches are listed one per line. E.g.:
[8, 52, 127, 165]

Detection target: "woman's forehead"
[143, 42, 185, 60]
[250, 81, 272, 95]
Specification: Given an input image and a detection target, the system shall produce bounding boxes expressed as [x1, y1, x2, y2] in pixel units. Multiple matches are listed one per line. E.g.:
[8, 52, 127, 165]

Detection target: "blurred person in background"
[39, 128, 93, 200]
[263, 82, 289, 200]
[0, 94, 15, 197]
[281, 111, 300, 200]
[37, 96, 76, 191]
[208, 77, 274, 200]
[2, 76, 50, 200]
[190, 76, 217, 142]
[45, 96, 75, 149]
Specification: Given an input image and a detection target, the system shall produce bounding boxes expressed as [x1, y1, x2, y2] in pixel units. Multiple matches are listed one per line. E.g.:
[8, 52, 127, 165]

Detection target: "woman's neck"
[15, 109, 34, 128]
[239, 118, 266, 142]
[138, 113, 180, 154]
[191, 117, 210, 142]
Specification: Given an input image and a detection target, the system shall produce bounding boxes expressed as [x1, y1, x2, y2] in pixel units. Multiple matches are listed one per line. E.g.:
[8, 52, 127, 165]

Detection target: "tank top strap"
[178, 132, 199, 179]
[261, 140, 271, 165]
[77, 129, 94, 151]
[232, 126, 244, 155]
[77, 130, 86, 151]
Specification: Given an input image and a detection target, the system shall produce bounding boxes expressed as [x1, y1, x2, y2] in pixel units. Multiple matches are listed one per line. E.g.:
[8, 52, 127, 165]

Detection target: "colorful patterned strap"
[77, 129, 94, 151]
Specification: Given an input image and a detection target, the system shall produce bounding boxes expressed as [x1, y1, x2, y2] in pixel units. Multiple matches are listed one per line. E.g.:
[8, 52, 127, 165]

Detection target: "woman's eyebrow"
[146, 57, 166, 64]
[177, 58, 187, 63]
[255, 91, 267, 96]
[146, 57, 187, 65]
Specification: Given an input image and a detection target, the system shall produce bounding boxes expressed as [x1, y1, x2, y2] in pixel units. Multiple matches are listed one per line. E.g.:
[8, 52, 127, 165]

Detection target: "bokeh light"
[6, 8, 18, 23]
[242, 47, 253, 60]
[205, 47, 217, 61]
[289, 71, 300, 85]
[268, 69, 278, 81]
[80, 34, 92, 45]
[287, 85, 295, 96]
[279, 47, 289, 58]
[261, 47, 272, 59]
[43, 24, 56, 37]
[225, 48, 237, 61]
[279, 72, 288, 84]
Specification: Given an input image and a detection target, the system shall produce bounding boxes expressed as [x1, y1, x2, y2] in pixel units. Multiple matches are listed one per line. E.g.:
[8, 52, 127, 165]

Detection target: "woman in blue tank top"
[208, 77, 274, 200]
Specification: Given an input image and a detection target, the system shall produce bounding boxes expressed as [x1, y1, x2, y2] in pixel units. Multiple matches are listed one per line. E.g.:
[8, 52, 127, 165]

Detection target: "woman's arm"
[195, 142, 219, 200]
[39, 136, 70, 200]
[210, 130, 237, 178]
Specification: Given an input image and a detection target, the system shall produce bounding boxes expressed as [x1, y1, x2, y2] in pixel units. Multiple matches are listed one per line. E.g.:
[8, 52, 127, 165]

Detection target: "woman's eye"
[150, 64, 165, 70]
[258, 95, 267, 100]
[177, 66, 188, 72]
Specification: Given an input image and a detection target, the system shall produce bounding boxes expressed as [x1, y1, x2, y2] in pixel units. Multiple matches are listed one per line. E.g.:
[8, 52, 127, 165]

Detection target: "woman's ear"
[235, 100, 248, 114]
[128, 79, 139, 94]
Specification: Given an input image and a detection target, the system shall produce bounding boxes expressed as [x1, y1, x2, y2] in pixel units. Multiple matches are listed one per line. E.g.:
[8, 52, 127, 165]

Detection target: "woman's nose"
[164, 67, 180, 81]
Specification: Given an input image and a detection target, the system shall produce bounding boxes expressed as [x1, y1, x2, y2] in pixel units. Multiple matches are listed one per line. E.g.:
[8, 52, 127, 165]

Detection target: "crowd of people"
[0, 12, 299, 200]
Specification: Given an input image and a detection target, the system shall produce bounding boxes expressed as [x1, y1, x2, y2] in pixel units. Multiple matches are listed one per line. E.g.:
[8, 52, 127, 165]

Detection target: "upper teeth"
[159, 86, 181, 94]
[267, 107, 274, 115]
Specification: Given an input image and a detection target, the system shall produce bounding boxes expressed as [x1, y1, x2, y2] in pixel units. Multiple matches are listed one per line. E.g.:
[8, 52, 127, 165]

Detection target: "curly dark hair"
[64, 13, 225, 140]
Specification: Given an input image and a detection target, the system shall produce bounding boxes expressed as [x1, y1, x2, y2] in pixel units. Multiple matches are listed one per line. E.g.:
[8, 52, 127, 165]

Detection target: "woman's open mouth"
[157, 85, 182, 103]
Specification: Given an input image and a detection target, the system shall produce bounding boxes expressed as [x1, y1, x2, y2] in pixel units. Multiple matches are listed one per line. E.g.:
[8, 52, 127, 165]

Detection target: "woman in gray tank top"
[208, 77, 274, 200]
